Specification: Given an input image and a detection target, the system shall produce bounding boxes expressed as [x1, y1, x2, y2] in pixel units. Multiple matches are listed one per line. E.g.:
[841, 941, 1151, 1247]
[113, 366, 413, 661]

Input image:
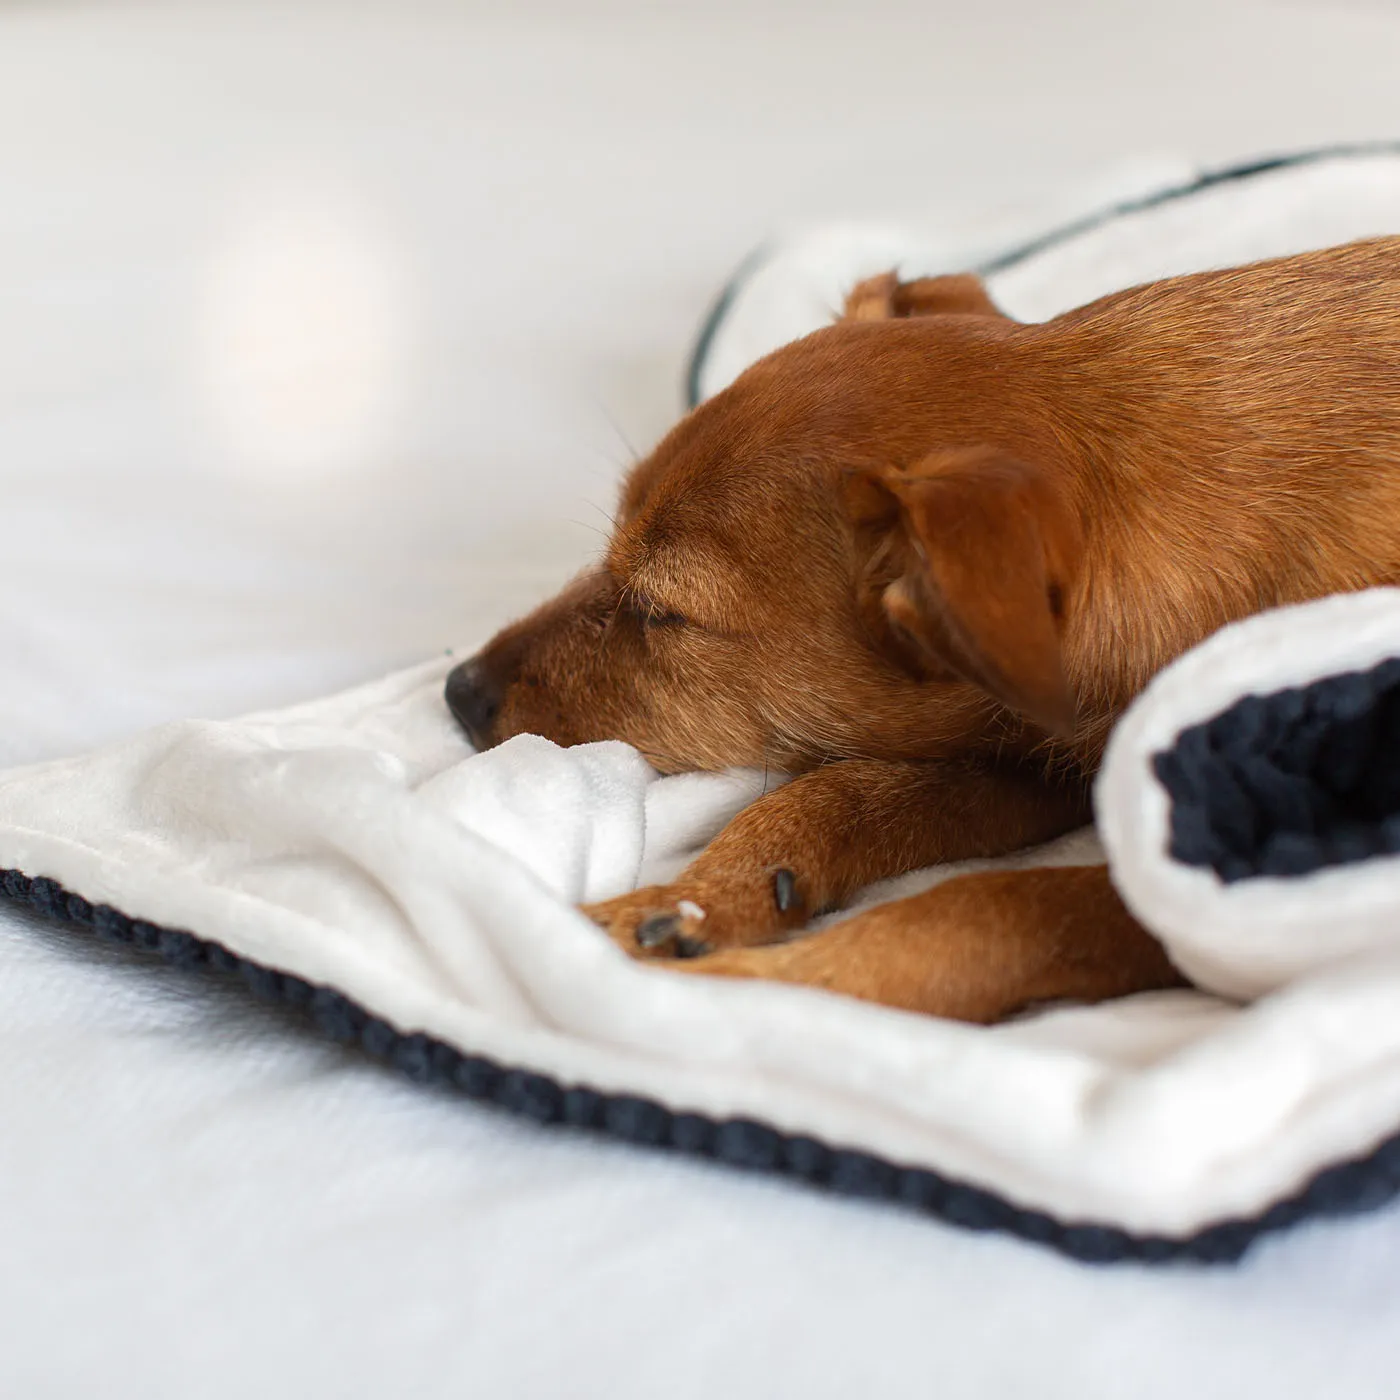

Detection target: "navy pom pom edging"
[5, 864, 1400, 1265]
[1156, 657, 1400, 883]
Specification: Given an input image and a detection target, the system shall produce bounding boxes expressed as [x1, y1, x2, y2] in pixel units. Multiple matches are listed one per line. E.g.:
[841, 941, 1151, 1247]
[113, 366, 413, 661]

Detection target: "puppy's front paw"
[582, 867, 809, 960]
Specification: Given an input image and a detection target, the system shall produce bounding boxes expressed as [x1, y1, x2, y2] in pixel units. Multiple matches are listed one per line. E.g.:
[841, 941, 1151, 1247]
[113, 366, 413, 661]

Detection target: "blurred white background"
[3, 2, 1400, 1396]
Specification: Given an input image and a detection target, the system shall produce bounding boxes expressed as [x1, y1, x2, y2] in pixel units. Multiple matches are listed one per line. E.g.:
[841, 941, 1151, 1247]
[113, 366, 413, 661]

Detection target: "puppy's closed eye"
[619, 594, 688, 632]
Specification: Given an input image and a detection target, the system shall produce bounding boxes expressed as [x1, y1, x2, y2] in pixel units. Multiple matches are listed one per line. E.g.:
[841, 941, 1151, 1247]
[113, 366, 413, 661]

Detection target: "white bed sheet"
[6, 2, 1400, 1395]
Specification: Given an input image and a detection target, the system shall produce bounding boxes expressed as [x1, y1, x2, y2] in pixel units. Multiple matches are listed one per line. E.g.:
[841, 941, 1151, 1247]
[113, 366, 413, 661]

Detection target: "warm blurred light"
[197, 183, 409, 485]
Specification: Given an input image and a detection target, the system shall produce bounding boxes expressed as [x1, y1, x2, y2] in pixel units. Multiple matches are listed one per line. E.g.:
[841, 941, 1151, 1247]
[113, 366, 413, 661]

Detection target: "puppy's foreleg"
[583, 757, 1088, 959]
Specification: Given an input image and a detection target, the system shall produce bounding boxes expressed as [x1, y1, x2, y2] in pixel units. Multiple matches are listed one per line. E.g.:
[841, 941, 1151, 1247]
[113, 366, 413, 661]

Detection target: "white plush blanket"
[6, 146, 1400, 1254]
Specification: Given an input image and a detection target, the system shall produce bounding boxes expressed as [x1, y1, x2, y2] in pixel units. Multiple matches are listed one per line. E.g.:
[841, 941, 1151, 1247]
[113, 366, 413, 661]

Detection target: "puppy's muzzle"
[445, 656, 504, 750]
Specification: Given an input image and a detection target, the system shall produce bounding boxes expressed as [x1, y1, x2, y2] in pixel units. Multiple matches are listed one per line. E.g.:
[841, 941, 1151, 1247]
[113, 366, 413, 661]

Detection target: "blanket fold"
[7, 144, 1400, 1261]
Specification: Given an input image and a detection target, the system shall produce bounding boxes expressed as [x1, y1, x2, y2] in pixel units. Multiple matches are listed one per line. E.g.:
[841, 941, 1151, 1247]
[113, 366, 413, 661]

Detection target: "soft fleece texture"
[7, 146, 1400, 1247]
[13, 7, 1400, 1395]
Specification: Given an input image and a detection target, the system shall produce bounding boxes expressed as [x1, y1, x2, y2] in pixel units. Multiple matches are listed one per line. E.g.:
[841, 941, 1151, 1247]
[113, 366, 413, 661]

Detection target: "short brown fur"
[450, 240, 1400, 1022]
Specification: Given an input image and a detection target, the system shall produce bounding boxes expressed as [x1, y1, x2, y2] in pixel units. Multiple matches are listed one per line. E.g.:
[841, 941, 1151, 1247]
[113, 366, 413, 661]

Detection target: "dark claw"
[672, 935, 712, 959]
[636, 913, 681, 949]
[772, 868, 798, 914]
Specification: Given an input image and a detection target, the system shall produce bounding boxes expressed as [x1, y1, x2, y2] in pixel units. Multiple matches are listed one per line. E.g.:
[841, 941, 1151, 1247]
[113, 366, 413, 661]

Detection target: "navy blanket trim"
[5, 866, 1400, 1264]
[1156, 656, 1400, 882]
[684, 243, 772, 413]
[684, 140, 1400, 411]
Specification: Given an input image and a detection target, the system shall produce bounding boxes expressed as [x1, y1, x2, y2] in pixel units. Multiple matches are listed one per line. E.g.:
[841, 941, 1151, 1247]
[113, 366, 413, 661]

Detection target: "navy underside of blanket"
[5, 865, 1400, 1266]
[1155, 656, 1400, 883]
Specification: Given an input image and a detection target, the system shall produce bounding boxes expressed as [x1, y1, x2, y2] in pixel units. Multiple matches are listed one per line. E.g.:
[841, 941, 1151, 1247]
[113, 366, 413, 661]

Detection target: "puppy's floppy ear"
[849, 448, 1081, 736]
[844, 466, 961, 683]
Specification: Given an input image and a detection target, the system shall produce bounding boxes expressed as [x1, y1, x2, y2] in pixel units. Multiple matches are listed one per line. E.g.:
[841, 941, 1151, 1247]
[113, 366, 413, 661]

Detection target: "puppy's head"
[447, 318, 1084, 772]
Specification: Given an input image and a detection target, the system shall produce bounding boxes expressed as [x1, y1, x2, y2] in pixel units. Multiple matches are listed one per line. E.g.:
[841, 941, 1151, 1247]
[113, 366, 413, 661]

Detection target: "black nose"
[445, 657, 503, 750]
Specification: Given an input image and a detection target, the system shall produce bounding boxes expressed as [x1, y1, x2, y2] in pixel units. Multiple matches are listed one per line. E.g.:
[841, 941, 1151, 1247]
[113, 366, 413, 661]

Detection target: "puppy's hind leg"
[670, 865, 1185, 1024]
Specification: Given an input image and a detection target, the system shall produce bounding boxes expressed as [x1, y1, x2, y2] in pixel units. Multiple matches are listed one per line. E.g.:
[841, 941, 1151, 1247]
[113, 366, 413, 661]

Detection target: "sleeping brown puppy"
[446, 240, 1400, 1022]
